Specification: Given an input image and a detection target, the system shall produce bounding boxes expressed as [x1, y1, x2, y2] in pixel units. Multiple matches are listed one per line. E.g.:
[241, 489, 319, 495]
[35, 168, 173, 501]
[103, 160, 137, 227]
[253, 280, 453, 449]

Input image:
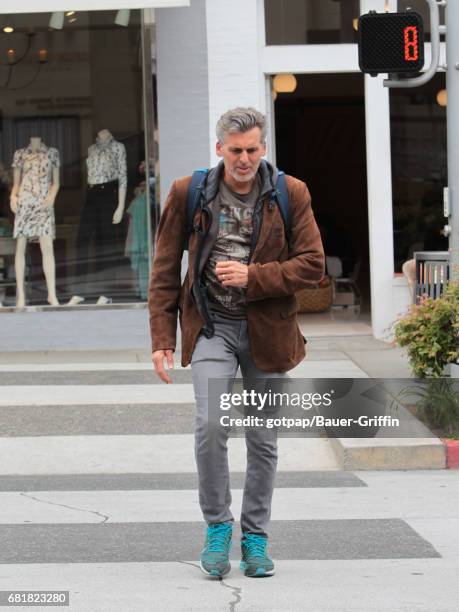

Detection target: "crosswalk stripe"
[0, 560, 459, 612]
[0, 559, 453, 612]
[0, 435, 339, 475]
[0, 370, 194, 385]
[0, 471, 364, 491]
[0, 362, 183, 372]
[0, 520, 440, 563]
[0, 359, 368, 377]
[0, 482, 455, 524]
[0, 385, 196, 405]
[0, 403, 198, 437]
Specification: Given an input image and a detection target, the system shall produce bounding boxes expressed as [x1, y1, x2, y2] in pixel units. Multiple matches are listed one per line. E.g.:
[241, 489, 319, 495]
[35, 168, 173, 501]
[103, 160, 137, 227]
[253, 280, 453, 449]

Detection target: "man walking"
[148, 107, 324, 578]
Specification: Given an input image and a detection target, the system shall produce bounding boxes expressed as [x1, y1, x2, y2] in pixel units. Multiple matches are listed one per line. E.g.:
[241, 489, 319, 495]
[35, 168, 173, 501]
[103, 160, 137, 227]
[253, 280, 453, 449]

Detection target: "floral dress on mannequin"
[12, 142, 60, 243]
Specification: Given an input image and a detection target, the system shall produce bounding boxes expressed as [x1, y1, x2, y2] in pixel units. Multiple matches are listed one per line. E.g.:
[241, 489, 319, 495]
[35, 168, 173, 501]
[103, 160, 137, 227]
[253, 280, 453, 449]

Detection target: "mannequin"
[91, 129, 127, 221]
[10, 137, 60, 307]
[76, 129, 127, 284]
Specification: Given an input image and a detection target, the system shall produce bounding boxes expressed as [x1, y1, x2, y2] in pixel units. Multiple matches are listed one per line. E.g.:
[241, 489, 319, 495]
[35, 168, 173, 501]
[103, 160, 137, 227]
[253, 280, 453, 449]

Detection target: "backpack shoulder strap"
[274, 171, 291, 242]
[184, 169, 209, 250]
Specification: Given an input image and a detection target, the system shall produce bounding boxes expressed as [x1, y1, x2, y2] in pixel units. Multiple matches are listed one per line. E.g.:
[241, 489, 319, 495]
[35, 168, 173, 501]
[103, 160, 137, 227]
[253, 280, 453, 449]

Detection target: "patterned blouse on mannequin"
[11, 142, 60, 243]
[86, 130, 127, 188]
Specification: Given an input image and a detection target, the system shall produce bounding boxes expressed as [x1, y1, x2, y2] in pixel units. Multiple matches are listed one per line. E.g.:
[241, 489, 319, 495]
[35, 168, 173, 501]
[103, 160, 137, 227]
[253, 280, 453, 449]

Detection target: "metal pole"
[384, 0, 440, 88]
[446, 0, 459, 280]
[141, 10, 155, 281]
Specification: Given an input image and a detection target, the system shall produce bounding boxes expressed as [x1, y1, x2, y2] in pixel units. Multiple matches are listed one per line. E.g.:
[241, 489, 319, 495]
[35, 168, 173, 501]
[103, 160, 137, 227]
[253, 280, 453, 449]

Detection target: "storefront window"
[0, 9, 157, 307]
[265, 0, 360, 45]
[390, 73, 447, 273]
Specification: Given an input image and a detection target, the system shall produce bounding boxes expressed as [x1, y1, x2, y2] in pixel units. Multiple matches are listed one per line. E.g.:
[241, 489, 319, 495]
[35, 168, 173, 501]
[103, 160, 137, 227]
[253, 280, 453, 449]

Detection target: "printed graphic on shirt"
[203, 178, 260, 316]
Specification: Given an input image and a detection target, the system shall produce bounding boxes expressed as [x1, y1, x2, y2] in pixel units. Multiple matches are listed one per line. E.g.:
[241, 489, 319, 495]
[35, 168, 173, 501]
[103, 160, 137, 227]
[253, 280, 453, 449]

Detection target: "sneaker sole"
[240, 561, 275, 577]
[199, 559, 231, 578]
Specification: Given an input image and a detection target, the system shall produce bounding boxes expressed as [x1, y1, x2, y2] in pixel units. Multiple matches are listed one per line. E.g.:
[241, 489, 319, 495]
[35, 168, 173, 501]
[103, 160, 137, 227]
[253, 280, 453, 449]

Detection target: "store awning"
[0, 0, 189, 14]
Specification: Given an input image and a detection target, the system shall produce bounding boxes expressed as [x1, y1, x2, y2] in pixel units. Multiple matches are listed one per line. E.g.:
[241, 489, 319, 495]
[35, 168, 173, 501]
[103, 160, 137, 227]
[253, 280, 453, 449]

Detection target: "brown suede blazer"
[148, 166, 325, 372]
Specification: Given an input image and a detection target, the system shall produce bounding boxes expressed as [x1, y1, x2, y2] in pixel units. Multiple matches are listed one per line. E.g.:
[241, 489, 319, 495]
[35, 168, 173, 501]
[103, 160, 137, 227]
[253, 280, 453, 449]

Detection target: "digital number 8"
[404, 26, 418, 61]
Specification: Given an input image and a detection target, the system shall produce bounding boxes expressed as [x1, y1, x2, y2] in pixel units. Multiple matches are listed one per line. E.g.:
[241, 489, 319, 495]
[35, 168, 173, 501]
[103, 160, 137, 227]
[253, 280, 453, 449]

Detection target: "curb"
[330, 436, 446, 470]
[328, 403, 448, 470]
[441, 439, 459, 469]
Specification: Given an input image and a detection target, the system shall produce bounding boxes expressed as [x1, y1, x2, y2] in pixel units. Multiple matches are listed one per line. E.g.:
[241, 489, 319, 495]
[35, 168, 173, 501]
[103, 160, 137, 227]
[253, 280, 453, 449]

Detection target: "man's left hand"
[215, 260, 248, 288]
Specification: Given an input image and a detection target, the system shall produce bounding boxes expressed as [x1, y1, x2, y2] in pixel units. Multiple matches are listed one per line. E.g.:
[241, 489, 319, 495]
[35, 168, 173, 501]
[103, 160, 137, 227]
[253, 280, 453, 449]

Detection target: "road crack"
[177, 561, 243, 611]
[220, 578, 242, 612]
[177, 560, 201, 571]
[19, 492, 110, 523]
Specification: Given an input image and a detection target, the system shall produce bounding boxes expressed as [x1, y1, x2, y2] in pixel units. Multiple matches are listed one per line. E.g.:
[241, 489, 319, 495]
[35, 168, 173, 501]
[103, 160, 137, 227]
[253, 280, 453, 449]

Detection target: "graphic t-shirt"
[202, 176, 261, 318]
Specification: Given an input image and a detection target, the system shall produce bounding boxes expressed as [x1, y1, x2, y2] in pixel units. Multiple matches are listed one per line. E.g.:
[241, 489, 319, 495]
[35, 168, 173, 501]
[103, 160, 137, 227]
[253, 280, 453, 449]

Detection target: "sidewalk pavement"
[0, 306, 411, 378]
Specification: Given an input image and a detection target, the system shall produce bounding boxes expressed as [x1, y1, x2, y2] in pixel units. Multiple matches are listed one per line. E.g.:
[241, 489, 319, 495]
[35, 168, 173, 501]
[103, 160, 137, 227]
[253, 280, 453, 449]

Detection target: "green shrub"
[393, 281, 459, 378]
[394, 378, 459, 439]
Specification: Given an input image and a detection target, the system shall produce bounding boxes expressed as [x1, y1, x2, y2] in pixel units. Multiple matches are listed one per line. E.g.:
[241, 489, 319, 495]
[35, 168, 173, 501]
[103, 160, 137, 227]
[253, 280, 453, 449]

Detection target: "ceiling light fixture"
[49, 12, 65, 30]
[273, 73, 297, 94]
[436, 89, 447, 107]
[115, 9, 131, 27]
[2, 14, 14, 33]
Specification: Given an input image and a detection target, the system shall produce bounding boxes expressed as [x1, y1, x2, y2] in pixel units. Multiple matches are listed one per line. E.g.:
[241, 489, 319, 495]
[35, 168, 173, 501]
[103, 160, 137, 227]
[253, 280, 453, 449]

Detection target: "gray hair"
[216, 107, 267, 144]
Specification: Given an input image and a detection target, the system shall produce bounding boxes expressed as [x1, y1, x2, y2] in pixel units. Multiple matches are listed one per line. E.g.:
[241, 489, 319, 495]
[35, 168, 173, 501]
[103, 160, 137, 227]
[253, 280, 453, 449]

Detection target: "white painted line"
[0, 559, 456, 612]
[0, 363, 189, 372]
[0, 435, 339, 474]
[0, 385, 196, 405]
[1, 483, 458, 524]
[0, 359, 364, 375]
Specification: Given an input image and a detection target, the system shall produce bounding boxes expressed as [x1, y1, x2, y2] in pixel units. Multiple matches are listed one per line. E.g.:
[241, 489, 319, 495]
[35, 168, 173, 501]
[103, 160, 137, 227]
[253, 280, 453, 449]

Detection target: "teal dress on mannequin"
[126, 191, 149, 300]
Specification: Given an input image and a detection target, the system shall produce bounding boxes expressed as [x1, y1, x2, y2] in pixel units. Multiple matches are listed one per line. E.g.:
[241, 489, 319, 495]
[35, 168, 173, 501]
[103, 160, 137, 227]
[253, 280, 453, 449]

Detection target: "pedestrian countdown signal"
[358, 11, 424, 76]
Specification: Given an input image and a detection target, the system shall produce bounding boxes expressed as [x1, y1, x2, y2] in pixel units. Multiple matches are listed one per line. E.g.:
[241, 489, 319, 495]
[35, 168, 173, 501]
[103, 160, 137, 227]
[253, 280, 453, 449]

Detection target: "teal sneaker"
[199, 522, 233, 577]
[240, 533, 275, 577]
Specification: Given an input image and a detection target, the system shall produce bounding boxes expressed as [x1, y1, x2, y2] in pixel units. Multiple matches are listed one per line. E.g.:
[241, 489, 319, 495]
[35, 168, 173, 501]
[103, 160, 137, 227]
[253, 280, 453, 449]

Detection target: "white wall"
[156, 0, 210, 205]
[155, 0, 266, 281]
[391, 276, 413, 337]
[156, 0, 266, 195]
[205, 0, 266, 166]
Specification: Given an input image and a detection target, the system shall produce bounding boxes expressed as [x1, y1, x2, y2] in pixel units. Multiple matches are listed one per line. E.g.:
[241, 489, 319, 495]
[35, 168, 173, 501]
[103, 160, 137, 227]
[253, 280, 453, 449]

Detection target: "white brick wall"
[156, 0, 267, 200]
[205, 0, 266, 166]
[156, 0, 210, 206]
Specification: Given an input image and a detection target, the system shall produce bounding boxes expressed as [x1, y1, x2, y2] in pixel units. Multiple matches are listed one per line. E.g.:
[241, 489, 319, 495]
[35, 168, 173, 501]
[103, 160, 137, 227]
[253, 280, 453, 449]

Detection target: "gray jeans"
[190, 310, 288, 537]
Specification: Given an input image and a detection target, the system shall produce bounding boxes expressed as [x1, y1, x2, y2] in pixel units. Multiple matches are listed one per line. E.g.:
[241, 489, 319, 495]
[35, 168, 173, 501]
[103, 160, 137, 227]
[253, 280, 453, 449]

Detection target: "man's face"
[216, 127, 266, 184]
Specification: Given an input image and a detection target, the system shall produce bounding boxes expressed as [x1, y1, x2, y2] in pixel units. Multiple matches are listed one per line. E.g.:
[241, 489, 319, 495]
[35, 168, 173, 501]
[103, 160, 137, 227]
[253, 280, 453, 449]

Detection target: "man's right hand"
[152, 349, 175, 384]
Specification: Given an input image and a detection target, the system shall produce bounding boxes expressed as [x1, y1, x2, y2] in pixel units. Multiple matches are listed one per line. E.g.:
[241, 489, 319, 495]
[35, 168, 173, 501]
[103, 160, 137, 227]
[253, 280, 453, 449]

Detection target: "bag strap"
[271, 171, 291, 243]
[184, 169, 209, 250]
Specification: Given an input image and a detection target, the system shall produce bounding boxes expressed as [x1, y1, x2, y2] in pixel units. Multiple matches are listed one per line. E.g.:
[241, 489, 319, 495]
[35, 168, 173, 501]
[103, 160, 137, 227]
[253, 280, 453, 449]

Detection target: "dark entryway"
[274, 73, 370, 312]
